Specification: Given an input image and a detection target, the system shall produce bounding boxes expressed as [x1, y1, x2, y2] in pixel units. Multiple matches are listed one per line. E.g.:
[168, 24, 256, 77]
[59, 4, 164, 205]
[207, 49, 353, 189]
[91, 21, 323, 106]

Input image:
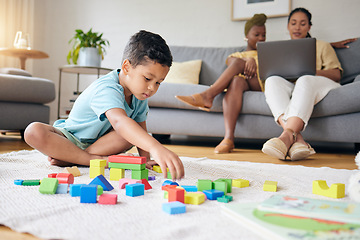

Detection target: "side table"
[58, 65, 113, 119]
[0, 48, 49, 70]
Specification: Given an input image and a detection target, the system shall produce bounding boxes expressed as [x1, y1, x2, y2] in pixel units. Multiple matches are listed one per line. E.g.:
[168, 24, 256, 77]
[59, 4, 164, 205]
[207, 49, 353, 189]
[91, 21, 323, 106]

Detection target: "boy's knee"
[24, 122, 46, 144]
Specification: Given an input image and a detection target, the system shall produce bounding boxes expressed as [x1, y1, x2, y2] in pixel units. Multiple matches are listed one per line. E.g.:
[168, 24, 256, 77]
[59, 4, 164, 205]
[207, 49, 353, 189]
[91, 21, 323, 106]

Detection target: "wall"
[29, 0, 359, 123]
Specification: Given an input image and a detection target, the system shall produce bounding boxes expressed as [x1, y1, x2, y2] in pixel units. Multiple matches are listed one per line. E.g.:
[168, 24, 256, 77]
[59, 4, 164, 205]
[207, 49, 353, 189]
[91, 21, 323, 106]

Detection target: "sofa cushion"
[164, 60, 202, 85]
[170, 46, 246, 86]
[0, 73, 55, 104]
[0, 67, 32, 77]
[334, 37, 360, 85]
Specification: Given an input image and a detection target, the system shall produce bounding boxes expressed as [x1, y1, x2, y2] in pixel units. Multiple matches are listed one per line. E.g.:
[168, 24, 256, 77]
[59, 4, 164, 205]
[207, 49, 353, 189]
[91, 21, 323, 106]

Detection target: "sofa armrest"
[354, 75, 360, 82]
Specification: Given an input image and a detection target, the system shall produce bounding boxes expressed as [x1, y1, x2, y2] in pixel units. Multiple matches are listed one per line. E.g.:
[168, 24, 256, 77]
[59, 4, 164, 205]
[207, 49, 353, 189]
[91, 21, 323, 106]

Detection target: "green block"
[217, 195, 233, 203]
[131, 169, 149, 180]
[108, 162, 145, 170]
[167, 171, 171, 179]
[214, 178, 232, 193]
[212, 181, 227, 193]
[196, 179, 212, 191]
[97, 185, 103, 195]
[22, 180, 41, 186]
[39, 178, 58, 194]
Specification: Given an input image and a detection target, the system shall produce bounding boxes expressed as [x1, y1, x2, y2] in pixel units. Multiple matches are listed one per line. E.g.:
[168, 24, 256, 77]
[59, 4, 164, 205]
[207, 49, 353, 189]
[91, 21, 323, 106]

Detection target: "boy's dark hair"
[122, 30, 172, 68]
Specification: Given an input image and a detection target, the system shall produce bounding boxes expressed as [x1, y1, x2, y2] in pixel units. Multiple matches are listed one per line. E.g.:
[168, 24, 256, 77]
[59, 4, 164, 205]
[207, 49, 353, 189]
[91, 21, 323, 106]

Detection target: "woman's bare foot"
[48, 156, 75, 167]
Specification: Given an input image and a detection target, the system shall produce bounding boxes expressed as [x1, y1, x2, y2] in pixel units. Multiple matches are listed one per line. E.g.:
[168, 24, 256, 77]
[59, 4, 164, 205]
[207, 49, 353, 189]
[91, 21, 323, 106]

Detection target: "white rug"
[0, 150, 357, 240]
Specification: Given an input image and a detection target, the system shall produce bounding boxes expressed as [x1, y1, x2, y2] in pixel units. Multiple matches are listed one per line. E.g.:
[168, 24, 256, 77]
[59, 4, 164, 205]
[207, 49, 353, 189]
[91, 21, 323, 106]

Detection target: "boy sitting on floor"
[24, 30, 184, 180]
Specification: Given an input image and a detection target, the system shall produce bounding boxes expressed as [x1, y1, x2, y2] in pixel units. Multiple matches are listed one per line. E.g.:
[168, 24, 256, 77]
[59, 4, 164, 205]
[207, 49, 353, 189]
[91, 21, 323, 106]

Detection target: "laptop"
[257, 38, 316, 81]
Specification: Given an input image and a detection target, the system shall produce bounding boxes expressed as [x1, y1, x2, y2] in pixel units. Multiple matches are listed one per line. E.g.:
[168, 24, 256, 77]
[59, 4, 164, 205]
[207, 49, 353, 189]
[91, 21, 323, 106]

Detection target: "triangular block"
[89, 175, 114, 191]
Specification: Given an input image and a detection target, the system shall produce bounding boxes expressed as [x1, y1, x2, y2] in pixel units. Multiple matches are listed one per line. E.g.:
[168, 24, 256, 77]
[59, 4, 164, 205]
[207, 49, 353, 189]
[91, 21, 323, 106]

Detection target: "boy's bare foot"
[48, 156, 74, 167]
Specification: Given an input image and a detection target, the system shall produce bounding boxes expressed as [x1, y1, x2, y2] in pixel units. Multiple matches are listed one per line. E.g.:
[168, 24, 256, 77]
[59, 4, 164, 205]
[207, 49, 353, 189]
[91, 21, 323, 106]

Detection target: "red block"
[161, 185, 177, 191]
[108, 155, 146, 164]
[98, 194, 118, 205]
[48, 173, 58, 178]
[56, 173, 74, 184]
[167, 188, 185, 203]
[140, 178, 152, 190]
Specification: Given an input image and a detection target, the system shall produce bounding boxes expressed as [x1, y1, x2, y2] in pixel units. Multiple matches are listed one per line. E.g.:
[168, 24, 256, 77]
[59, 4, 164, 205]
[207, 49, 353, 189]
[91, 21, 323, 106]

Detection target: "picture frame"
[231, 0, 291, 21]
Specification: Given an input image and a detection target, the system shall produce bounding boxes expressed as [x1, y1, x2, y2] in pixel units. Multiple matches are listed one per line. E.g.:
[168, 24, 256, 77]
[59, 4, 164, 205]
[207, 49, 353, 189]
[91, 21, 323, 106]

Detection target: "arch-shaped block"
[312, 180, 345, 198]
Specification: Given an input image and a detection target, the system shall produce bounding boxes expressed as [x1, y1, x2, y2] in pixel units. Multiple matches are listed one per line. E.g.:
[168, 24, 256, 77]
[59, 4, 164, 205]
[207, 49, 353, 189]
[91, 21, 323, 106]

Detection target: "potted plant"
[67, 28, 110, 67]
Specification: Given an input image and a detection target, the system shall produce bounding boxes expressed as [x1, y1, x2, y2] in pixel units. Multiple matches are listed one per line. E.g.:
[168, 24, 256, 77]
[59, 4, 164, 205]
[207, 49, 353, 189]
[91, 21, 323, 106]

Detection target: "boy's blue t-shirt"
[53, 69, 149, 144]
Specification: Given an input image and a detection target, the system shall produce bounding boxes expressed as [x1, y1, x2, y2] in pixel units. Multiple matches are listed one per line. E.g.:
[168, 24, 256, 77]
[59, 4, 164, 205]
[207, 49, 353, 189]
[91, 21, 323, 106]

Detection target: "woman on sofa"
[261, 7, 344, 161]
[176, 13, 267, 154]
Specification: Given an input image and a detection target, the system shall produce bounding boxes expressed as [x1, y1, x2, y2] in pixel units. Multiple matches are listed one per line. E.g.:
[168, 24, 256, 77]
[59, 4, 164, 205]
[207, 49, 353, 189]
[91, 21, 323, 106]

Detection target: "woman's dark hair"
[122, 30, 173, 68]
[288, 7, 312, 38]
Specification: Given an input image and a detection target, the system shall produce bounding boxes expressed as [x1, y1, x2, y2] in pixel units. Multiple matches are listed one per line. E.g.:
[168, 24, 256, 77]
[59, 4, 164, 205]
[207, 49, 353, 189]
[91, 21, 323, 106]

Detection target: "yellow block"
[312, 180, 345, 199]
[90, 159, 106, 167]
[263, 180, 277, 192]
[109, 168, 125, 181]
[63, 166, 81, 177]
[232, 179, 249, 188]
[89, 166, 105, 178]
[184, 192, 205, 205]
[152, 165, 162, 173]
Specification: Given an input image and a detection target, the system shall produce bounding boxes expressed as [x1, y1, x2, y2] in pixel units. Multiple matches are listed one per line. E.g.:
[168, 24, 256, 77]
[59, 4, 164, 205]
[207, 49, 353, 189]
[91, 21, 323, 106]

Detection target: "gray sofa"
[146, 39, 360, 149]
[0, 68, 55, 136]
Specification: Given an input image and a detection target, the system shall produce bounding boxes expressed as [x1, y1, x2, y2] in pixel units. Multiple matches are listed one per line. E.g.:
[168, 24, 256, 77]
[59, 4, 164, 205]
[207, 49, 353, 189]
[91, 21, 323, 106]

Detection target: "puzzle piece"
[312, 180, 345, 198]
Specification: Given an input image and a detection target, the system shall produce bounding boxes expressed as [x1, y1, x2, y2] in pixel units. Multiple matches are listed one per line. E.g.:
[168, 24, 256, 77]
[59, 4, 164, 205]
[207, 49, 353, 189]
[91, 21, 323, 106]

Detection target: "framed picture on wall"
[232, 0, 291, 21]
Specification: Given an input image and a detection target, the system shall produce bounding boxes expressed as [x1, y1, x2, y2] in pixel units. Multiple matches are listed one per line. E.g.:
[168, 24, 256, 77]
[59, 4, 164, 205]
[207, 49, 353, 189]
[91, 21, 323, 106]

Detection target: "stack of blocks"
[90, 159, 106, 178]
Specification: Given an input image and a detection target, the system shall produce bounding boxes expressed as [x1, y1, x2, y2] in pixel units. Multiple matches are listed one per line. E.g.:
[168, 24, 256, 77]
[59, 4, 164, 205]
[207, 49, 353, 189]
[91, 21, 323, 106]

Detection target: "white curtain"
[0, 0, 34, 69]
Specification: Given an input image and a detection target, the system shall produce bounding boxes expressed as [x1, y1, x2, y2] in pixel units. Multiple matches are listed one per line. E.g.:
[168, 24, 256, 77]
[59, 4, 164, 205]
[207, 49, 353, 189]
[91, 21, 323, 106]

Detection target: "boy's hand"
[150, 145, 184, 180]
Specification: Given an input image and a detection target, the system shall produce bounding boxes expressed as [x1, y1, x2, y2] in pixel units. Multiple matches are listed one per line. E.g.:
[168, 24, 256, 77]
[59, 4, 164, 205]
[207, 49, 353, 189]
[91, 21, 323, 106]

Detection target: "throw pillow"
[0, 67, 32, 77]
[164, 59, 202, 84]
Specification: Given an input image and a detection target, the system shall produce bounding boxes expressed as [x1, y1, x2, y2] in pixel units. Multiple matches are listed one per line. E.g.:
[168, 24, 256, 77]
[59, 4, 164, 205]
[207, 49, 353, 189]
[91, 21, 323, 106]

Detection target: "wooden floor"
[0, 132, 358, 239]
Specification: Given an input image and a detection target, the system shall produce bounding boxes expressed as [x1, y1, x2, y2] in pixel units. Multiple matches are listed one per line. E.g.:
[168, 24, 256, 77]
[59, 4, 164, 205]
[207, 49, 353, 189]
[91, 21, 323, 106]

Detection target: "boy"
[24, 30, 184, 180]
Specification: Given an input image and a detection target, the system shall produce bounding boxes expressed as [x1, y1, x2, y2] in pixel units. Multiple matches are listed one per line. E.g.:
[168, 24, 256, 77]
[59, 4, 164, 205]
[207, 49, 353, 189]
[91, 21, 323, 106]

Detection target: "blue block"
[203, 189, 224, 200]
[181, 185, 198, 192]
[89, 174, 114, 191]
[148, 176, 156, 181]
[162, 180, 179, 186]
[162, 201, 186, 214]
[14, 179, 23, 185]
[125, 183, 144, 197]
[56, 184, 69, 194]
[69, 184, 85, 197]
[80, 184, 97, 203]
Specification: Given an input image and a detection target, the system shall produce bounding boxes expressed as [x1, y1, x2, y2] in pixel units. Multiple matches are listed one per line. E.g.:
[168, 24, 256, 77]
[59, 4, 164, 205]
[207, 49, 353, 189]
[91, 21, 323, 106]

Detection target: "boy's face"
[121, 59, 169, 100]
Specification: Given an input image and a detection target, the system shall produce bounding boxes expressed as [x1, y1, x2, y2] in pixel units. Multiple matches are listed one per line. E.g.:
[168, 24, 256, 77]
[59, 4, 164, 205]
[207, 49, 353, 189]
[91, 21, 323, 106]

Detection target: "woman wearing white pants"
[261, 7, 343, 160]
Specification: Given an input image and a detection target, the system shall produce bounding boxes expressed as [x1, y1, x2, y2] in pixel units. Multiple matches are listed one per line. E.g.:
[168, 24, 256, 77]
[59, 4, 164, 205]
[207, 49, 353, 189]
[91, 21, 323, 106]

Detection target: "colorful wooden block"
[263, 180, 278, 192]
[108, 155, 146, 164]
[22, 180, 41, 186]
[162, 201, 186, 215]
[90, 159, 106, 167]
[152, 165, 162, 173]
[125, 183, 145, 197]
[109, 168, 125, 181]
[184, 192, 206, 205]
[14, 179, 23, 185]
[63, 166, 81, 177]
[312, 180, 345, 199]
[131, 169, 149, 180]
[217, 195, 233, 203]
[39, 178, 59, 194]
[203, 189, 224, 200]
[89, 174, 114, 191]
[148, 176, 156, 181]
[212, 181, 228, 194]
[232, 179, 249, 188]
[80, 185, 97, 203]
[197, 179, 213, 191]
[48, 173, 58, 178]
[89, 166, 105, 179]
[56, 184, 68, 194]
[119, 178, 141, 189]
[108, 162, 145, 171]
[69, 184, 85, 197]
[162, 180, 179, 186]
[181, 185, 198, 192]
[161, 185, 178, 191]
[167, 187, 185, 203]
[98, 193, 118, 205]
[215, 178, 232, 193]
[97, 185, 103, 195]
[140, 178, 152, 190]
[56, 173, 74, 184]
